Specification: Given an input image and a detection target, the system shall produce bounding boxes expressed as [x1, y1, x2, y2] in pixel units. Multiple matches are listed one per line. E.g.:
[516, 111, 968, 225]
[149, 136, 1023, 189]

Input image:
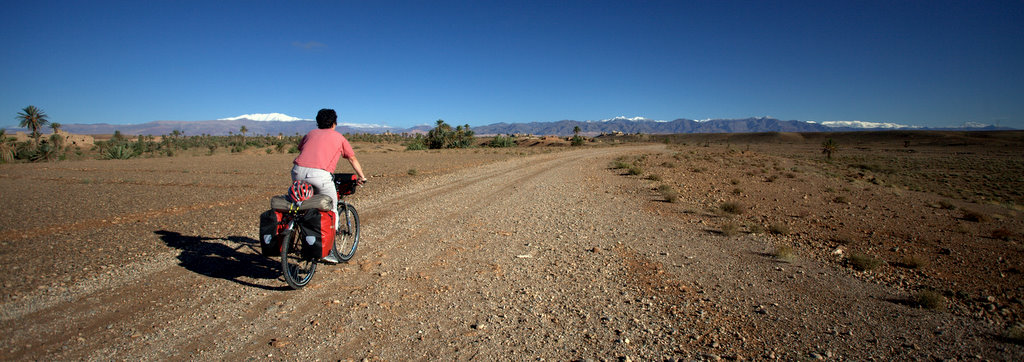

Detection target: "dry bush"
[1006, 324, 1024, 345]
[646, 174, 662, 182]
[407, 169, 418, 176]
[610, 161, 630, 169]
[992, 228, 1015, 241]
[849, 253, 883, 271]
[657, 184, 679, 203]
[730, 179, 740, 185]
[661, 161, 676, 168]
[912, 290, 945, 310]
[747, 223, 766, 234]
[833, 196, 849, 204]
[627, 165, 644, 176]
[768, 223, 789, 235]
[773, 245, 795, 262]
[731, 188, 743, 195]
[961, 209, 989, 222]
[899, 255, 929, 269]
[720, 201, 745, 215]
[720, 222, 740, 237]
[832, 232, 855, 244]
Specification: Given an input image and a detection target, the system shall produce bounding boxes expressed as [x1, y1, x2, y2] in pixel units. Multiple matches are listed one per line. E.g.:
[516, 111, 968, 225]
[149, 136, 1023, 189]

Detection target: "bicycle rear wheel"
[281, 229, 317, 289]
[331, 203, 360, 262]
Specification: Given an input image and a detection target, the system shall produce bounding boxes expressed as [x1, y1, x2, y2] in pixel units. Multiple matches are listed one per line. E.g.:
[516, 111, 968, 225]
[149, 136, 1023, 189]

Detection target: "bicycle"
[279, 173, 362, 289]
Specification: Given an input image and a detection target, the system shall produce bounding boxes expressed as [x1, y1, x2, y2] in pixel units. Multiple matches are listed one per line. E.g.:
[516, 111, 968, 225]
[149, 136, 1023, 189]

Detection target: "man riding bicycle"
[291, 108, 367, 263]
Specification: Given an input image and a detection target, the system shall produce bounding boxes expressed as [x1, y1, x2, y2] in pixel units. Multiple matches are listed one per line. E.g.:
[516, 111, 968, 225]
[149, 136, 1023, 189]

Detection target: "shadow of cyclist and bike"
[155, 230, 290, 291]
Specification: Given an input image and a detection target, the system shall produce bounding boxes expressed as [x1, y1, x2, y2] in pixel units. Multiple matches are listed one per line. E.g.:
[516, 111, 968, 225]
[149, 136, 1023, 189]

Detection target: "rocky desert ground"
[1, 131, 1022, 360]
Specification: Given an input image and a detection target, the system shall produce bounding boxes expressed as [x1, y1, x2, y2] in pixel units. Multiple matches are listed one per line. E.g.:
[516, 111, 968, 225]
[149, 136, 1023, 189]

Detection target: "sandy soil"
[0, 136, 1021, 360]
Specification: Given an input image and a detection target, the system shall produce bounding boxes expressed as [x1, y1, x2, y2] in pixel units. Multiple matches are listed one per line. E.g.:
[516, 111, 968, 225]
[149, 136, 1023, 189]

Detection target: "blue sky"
[2, 0, 1022, 129]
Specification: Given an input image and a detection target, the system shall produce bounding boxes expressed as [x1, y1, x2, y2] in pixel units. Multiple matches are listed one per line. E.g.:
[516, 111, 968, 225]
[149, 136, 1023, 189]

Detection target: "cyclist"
[291, 108, 367, 263]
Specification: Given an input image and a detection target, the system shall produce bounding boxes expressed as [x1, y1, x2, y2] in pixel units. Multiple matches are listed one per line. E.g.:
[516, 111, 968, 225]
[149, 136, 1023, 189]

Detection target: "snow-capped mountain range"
[593, 116, 919, 129]
[218, 113, 306, 122]
[28, 113, 1009, 137]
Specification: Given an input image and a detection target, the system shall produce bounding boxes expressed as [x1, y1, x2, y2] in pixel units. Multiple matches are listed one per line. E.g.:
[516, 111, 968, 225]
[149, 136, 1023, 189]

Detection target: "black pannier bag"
[334, 173, 359, 196]
[297, 208, 335, 260]
[258, 209, 286, 256]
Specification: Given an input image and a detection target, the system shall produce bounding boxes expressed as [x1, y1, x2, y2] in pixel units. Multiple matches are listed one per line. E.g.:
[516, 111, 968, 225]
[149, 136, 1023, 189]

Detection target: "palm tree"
[239, 125, 248, 137]
[573, 125, 581, 136]
[822, 138, 838, 160]
[50, 122, 62, 134]
[16, 105, 49, 145]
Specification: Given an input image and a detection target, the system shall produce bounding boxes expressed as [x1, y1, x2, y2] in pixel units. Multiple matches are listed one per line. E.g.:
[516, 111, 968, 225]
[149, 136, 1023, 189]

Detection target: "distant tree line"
[4, 106, 538, 163]
[405, 119, 476, 150]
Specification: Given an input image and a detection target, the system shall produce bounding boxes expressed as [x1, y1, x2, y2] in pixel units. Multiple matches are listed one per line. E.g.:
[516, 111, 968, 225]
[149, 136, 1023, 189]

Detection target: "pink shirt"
[293, 128, 354, 173]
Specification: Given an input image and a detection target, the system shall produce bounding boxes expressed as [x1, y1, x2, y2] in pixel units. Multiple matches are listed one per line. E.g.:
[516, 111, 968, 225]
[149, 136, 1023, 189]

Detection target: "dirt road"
[1, 145, 1020, 360]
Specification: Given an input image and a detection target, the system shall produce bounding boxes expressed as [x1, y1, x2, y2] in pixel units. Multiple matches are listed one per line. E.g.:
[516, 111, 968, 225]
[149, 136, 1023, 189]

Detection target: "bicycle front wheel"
[331, 203, 360, 262]
[281, 229, 317, 289]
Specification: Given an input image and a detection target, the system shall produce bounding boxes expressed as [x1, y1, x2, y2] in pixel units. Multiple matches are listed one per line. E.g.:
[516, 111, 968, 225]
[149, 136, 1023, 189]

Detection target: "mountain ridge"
[10, 115, 1011, 137]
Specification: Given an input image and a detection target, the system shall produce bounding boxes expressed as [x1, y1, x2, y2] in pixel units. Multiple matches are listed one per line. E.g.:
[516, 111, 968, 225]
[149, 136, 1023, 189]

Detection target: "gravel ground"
[1, 142, 1021, 360]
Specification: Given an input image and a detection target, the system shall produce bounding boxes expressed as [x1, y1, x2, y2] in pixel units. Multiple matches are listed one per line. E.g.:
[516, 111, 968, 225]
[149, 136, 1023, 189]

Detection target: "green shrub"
[849, 253, 883, 271]
[408, 169, 418, 176]
[488, 134, 517, 148]
[570, 135, 585, 146]
[627, 165, 643, 176]
[405, 138, 427, 150]
[104, 145, 134, 160]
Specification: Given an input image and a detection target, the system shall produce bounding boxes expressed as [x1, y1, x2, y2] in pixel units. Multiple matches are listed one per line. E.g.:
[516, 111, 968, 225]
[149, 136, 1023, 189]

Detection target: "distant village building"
[13, 131, 94, 147]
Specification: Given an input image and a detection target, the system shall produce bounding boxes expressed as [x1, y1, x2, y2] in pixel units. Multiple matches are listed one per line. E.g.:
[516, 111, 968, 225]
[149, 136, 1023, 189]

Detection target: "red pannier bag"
[297, 208, 335, 260]
[258, 209, 287, 256]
